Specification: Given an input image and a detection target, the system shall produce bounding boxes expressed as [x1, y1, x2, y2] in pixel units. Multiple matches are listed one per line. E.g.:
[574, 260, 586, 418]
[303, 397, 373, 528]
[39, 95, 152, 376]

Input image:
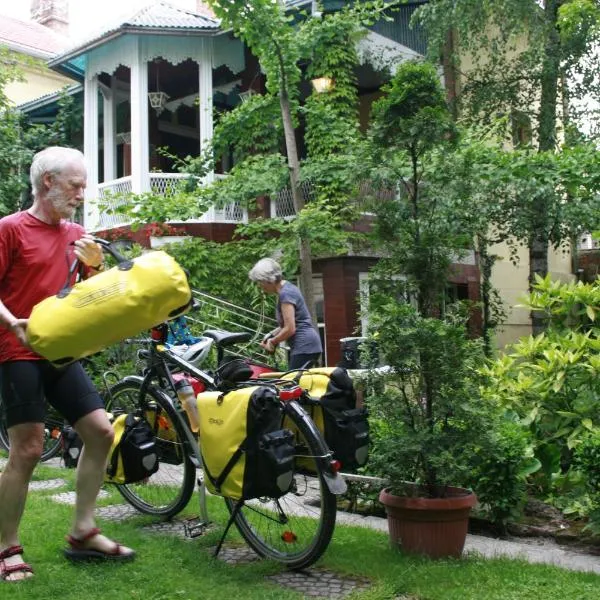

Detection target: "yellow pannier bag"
[282, 367, 369, 473]
[197, 385, 295, 501]
[27, 248, 191, 366]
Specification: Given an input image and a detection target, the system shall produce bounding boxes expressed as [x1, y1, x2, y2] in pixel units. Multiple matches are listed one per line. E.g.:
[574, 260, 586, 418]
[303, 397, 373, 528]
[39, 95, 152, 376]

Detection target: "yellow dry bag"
[27, 242, 191, 366]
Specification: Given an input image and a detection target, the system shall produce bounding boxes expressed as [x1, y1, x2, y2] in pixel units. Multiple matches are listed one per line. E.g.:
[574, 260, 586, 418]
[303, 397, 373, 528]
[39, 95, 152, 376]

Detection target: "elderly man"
[0, 147, 134, 582]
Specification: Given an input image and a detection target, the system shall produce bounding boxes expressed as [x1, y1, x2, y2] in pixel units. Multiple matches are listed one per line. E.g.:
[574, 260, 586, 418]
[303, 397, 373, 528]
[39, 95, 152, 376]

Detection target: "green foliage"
[365, 61, 467, 316]
[573, 431, 600, 530]
[481, 276, 600, 499]
[213, 94, 282, 163]
[370, 61, 456, 156]
[365, 302, 534, 524]
[0, 51, 83, 217]
[468, 417, 540, 527]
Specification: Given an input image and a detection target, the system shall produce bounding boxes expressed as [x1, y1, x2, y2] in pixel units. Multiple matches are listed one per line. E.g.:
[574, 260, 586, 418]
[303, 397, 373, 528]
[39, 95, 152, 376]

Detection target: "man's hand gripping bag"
[27, 242, 191, 365]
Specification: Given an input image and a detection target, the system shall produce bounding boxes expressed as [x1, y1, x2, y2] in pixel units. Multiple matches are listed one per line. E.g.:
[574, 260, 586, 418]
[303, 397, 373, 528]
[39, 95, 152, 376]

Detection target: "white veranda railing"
[94, 173, 247, 230]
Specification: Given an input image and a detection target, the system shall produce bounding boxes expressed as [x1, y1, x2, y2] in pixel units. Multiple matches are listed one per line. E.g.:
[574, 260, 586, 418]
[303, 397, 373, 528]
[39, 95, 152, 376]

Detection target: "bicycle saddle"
[203, 330, 252, 348]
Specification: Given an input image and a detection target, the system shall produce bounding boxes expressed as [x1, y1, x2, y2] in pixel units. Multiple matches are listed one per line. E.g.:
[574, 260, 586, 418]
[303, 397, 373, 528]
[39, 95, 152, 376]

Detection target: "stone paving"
[267, 569, 371, 599]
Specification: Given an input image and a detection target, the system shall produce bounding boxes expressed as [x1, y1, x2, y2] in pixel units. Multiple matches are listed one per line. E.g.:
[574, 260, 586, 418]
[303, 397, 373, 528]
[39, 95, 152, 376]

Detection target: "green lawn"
[3, 457, 600, 600]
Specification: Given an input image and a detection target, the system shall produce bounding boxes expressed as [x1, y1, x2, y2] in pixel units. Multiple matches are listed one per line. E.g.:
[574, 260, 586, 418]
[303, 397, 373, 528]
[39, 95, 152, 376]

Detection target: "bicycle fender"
[285, 401, 348, 495]
[323, 471, 348, 495]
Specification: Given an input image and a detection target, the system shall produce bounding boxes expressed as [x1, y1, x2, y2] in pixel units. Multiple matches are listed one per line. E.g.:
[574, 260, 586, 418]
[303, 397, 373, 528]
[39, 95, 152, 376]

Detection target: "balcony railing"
[93, 173, 247, 231]
[93, 174, 395, 232]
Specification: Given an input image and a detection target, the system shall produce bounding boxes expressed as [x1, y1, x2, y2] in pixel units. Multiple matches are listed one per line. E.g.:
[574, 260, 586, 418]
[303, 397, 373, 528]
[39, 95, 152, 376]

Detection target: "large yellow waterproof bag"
[27, 242, 191, 366]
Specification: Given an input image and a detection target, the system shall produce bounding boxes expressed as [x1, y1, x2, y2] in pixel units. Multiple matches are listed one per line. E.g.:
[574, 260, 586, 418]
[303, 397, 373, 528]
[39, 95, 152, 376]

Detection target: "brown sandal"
[64, 528, 135, 562]
[0, 545, 34, 582]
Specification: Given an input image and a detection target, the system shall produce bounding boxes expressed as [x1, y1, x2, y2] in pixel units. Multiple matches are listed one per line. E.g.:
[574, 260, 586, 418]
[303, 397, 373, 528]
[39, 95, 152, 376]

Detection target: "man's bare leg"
[69, 409, 133, 556]
[0, 423, 43, 581]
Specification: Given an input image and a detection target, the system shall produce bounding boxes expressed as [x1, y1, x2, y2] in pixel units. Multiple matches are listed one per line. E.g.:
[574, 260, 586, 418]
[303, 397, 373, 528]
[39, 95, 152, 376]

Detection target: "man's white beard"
[47, 186, 75, 220]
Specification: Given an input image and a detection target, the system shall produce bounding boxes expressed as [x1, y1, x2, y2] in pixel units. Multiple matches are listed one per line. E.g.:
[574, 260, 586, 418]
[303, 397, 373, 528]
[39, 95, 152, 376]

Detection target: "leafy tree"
[206, 0, 319, 321]
[416, 0, 600, 333]
[0, 48, 82, 216]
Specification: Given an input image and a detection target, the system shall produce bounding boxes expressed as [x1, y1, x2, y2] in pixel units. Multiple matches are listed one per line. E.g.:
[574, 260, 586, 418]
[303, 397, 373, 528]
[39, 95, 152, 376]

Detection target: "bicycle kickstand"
[213, 500, 243, 558]
[183, 476, 211, 539]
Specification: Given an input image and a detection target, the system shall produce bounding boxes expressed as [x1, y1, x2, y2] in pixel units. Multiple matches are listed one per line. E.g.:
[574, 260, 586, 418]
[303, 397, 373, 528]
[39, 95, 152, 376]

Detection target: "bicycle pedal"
[183, 517, 209, 538]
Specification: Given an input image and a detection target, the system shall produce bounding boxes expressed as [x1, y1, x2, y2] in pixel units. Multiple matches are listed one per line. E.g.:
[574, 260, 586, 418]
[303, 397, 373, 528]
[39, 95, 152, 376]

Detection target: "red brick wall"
[315, 257, 377, 366]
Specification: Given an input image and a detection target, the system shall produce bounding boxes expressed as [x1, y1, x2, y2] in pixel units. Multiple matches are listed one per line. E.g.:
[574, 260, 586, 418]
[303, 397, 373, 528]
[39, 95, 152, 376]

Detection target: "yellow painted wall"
[5, 61, 74, 105]
[453, 30, 572, 348]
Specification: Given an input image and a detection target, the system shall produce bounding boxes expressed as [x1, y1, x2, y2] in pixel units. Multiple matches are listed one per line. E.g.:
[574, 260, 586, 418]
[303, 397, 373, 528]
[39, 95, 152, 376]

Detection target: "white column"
[83, 73, 99, 230]
[101, 82, 117, 182]
[198, 37, 214, 184]
[130, 39, 150, 193]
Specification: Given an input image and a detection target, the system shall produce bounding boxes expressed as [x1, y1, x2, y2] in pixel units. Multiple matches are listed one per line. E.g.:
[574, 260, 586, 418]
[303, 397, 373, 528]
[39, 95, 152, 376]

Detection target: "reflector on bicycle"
[279, 386, 302, 401]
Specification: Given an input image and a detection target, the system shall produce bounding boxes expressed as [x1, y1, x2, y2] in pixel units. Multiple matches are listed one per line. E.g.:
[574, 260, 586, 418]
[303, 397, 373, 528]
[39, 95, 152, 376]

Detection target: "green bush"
[481, 275, 600, 499]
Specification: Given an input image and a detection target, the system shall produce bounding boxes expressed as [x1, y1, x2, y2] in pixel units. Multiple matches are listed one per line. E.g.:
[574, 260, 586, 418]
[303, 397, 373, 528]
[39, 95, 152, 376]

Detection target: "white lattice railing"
[96, 176, 133, 230]
[149, 172, 188, 195]
[272, 180, 317, 218]
[92, 173, 247, 231]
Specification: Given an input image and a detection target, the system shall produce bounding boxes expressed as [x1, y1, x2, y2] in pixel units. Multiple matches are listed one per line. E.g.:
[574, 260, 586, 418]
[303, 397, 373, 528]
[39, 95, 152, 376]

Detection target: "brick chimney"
[30, 0, 69, 36]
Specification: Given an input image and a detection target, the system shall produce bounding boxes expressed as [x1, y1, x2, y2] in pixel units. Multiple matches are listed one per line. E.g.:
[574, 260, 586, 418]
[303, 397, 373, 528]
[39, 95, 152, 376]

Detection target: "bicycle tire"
[0, 395, 64, 461]
[224, 401, 337, 569]
[106, 377, 196, 518]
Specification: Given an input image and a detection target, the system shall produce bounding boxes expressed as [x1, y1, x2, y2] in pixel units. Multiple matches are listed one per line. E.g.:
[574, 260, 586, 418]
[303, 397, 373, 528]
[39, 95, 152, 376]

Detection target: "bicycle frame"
[129, 332, 347, 528]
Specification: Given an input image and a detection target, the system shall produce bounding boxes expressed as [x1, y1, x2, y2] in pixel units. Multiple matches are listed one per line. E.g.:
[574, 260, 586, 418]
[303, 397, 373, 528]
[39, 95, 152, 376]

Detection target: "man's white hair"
[30, 146, 85, 197]
[249, 258, 283, 283]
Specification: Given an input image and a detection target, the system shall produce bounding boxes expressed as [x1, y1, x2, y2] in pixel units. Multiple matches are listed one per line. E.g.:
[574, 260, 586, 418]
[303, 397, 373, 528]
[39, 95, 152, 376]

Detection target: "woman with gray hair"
[249, 258, 322, 369]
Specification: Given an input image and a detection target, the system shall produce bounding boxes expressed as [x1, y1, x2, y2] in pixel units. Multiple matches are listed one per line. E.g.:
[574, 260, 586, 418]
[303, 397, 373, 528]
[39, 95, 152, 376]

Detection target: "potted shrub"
[360, 61, 535, 558]
[366, 304, 486, 558]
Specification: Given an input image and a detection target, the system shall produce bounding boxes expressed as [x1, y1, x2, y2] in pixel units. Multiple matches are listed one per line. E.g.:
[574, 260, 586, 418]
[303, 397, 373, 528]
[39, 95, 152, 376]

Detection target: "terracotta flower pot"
[379, 486, 477, 559]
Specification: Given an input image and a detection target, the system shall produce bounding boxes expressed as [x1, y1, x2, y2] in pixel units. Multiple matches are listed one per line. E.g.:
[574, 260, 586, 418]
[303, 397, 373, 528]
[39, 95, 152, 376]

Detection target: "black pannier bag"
[284, 367, 369, 473]
[105, 413, 159, 484]
[197, 385, 295, 501]
[61, 426, 83, 468]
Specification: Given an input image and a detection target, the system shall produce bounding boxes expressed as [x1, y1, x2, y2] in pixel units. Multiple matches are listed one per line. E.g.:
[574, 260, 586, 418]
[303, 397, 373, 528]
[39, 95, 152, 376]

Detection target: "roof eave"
[47, 26, 221, 80]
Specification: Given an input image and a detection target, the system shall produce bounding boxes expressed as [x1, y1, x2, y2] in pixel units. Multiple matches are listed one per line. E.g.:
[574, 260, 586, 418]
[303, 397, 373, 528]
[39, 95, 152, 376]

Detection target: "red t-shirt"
[0, 211, 86, 362]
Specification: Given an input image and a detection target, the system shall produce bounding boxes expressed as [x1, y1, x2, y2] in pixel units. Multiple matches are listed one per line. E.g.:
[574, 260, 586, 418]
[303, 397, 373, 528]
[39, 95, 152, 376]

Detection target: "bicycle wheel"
[224, 401, 337, 569]
[0, 396, 63, 461]
[106, 377, 196, 518]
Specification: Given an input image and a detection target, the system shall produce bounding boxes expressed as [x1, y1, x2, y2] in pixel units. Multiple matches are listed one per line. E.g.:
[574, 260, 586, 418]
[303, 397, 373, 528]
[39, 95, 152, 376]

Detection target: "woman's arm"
[265, 303, 296, 351]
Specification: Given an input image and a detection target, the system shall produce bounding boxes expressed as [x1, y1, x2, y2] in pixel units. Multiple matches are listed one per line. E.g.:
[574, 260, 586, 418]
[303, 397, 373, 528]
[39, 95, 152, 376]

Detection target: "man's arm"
[0, 299, 28, 347]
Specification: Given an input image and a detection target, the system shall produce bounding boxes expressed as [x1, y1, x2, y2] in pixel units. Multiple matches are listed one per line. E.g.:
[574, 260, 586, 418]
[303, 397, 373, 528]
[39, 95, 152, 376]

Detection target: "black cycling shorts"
[0, 360, 104, 429]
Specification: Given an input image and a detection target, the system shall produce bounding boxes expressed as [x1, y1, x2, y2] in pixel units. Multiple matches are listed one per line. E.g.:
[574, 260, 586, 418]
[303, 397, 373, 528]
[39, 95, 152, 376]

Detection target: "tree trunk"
[279, 90, 318, 327]
[530, 0, 562, 335]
